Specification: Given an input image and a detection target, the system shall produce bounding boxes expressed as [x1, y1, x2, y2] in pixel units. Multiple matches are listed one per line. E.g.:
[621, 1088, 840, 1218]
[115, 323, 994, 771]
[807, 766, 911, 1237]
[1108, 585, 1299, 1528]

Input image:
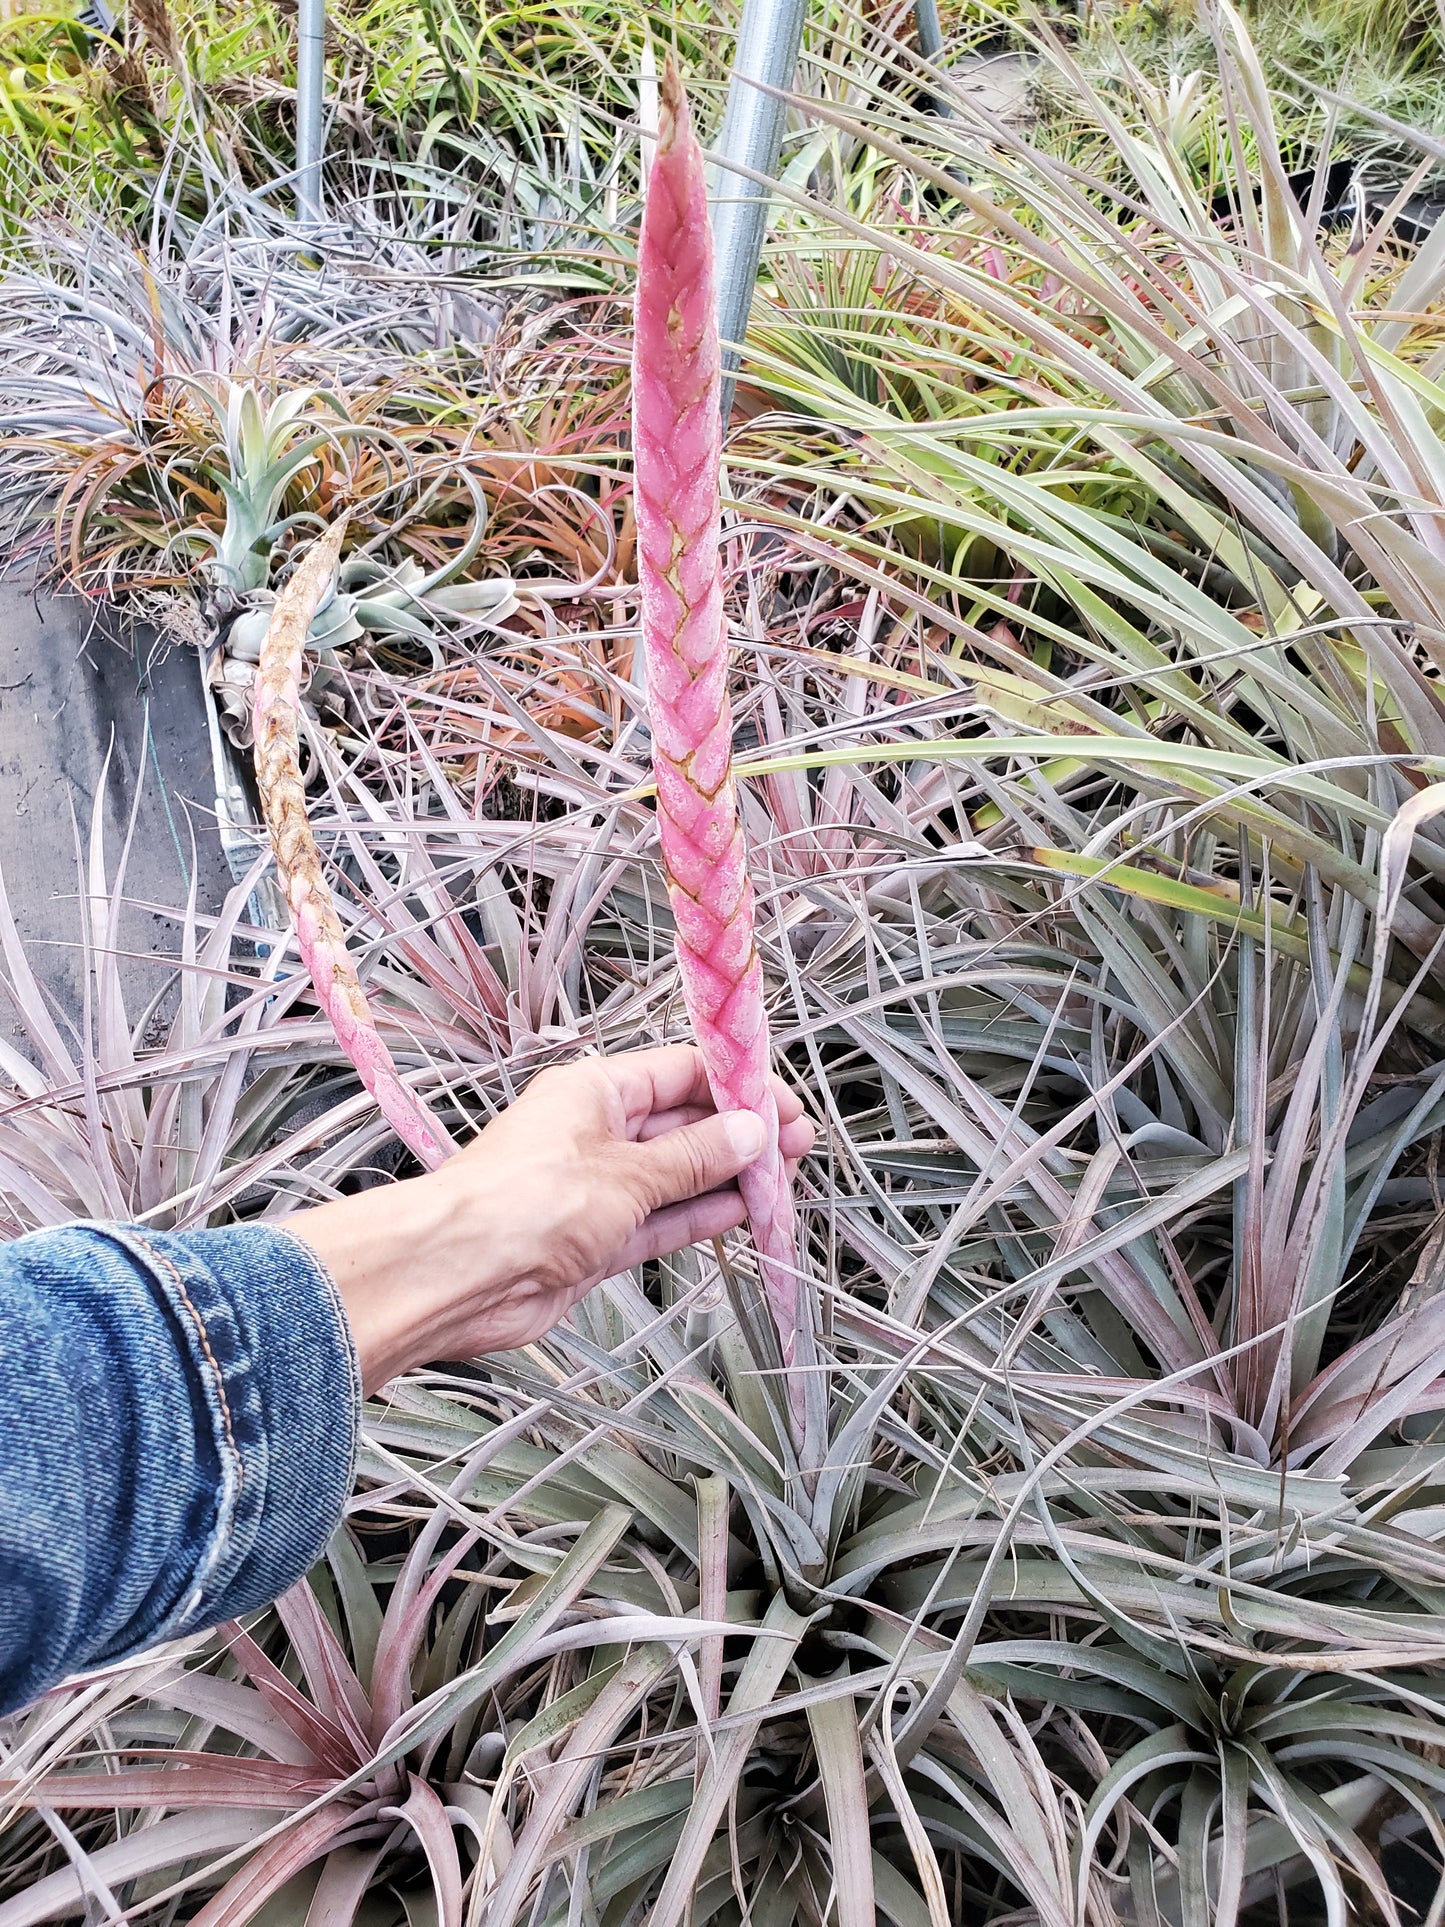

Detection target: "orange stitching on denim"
[129, 1234, 241, 1485]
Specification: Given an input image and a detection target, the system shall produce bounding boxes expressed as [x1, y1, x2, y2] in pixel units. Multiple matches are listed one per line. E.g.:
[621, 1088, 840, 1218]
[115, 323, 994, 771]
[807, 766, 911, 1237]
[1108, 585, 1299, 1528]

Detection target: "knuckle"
[609, 1147, 658, 1214]
[676, 1129, 717, 1195]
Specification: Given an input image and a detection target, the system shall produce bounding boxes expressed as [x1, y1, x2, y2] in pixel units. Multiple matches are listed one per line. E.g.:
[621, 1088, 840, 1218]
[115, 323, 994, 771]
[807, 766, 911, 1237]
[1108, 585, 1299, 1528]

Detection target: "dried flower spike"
[633, 61, 802, 1372]
[253, 523, 452, 1172]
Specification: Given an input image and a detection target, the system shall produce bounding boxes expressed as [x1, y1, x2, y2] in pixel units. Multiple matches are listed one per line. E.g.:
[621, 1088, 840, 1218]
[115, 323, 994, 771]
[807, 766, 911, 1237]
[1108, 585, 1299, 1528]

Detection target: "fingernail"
[724, 1112, 766, 1160]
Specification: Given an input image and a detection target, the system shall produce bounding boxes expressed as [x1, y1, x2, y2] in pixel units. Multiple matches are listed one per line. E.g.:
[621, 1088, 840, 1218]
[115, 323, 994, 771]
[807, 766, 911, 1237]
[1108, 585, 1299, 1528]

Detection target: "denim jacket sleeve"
[0, 1220, 360, 1716]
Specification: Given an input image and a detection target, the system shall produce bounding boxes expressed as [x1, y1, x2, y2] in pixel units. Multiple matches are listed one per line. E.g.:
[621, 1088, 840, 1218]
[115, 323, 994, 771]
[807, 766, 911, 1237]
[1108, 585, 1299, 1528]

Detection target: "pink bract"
[632, 61, 802, 1383]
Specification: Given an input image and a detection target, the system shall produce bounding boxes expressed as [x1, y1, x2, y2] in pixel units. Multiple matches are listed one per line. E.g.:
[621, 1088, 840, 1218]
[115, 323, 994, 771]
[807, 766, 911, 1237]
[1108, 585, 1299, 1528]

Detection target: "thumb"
[631, 1109, 766, 1212]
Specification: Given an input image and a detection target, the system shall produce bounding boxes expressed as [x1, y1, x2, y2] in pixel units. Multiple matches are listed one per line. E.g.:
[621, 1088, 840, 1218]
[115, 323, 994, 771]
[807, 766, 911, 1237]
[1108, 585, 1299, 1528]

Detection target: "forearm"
[289, 1162, 526, 1392]
[0, 1221, 358, 1715]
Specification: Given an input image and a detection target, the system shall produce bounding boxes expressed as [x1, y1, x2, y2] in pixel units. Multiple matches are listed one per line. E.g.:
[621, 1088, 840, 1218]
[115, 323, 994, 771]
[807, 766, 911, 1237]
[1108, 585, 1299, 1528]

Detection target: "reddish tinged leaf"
[304, 1843, 391, 1926]
[146, 1672, 319, 1767]
[274, 1581, 373, 1750]
[369, 1528, 480, 1744]
[380, 1775, 464, 1927]
[188, 1805, 381, 1927]
[1289, 1291, 1445, 1468]
[0, 1757, 337, 1810]
[223, 1626, 362, 1778]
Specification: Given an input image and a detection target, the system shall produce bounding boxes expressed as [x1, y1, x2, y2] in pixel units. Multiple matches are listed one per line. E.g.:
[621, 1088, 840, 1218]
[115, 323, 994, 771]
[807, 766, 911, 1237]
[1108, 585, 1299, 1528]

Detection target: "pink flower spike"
[253, 522, 452, 1173]
[633, 61, 803, 1401]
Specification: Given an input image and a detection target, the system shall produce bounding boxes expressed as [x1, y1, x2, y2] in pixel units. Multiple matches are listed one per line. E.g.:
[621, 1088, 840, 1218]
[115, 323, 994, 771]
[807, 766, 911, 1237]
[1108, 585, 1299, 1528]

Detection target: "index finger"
[604, 1046, 803, 1136]
[770, 1074, 804, 1128]
[603, 1045, 716, 1128]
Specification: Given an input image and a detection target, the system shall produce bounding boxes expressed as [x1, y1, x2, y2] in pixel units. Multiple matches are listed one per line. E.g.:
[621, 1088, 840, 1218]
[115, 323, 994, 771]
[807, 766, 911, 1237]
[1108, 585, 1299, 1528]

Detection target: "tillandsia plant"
[633, 61, 805, 1405]
[253, 521, 453, 1171]
[21, 6, 1445, 1926]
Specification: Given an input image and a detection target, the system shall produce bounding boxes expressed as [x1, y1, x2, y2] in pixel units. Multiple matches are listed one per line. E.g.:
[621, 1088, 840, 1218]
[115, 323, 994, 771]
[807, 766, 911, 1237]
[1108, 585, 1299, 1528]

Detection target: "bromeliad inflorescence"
[253, 522, 452, 1173]
[632, 62, 803, 1386]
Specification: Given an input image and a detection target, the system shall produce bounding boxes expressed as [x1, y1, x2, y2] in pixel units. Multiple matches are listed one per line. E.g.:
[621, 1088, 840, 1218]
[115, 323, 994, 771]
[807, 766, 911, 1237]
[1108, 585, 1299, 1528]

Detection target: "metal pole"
[710, 0, 809, 415]
[913, 0, 944, 62]
[710, 0, 945, 414]
[911, 0, 952, 116]
[295, 0, 325, 223]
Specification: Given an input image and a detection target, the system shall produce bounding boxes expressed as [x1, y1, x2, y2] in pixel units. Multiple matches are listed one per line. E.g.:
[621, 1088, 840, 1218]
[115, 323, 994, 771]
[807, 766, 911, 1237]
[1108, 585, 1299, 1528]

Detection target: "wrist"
[289, 1165, 521, 1392]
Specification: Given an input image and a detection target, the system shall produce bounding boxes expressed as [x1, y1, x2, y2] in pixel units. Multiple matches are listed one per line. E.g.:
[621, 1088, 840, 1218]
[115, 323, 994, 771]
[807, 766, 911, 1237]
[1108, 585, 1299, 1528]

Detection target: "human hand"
[291, 1045, 814, 1391]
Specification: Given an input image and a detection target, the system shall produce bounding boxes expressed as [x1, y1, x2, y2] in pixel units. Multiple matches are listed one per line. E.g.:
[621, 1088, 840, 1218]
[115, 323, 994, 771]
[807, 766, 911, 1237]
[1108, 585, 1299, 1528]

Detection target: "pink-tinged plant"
[632, 63, 802, 1379]
[253, 524, 452, 1172]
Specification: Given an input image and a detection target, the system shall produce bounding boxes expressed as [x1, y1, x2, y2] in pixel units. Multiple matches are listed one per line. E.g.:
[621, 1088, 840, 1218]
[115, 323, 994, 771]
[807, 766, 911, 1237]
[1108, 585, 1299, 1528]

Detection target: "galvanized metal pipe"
[913, 0, 944, 62]
[710, 0, 946, 413]
[295, 0, 326, 223]
[911, 0, 952, 116]
[709, 0, 808, 413]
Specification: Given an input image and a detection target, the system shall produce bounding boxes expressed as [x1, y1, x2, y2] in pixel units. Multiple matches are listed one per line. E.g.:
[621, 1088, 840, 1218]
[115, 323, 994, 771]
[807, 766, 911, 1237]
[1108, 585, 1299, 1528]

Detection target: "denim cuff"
[84, 1221, 360, 1649]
